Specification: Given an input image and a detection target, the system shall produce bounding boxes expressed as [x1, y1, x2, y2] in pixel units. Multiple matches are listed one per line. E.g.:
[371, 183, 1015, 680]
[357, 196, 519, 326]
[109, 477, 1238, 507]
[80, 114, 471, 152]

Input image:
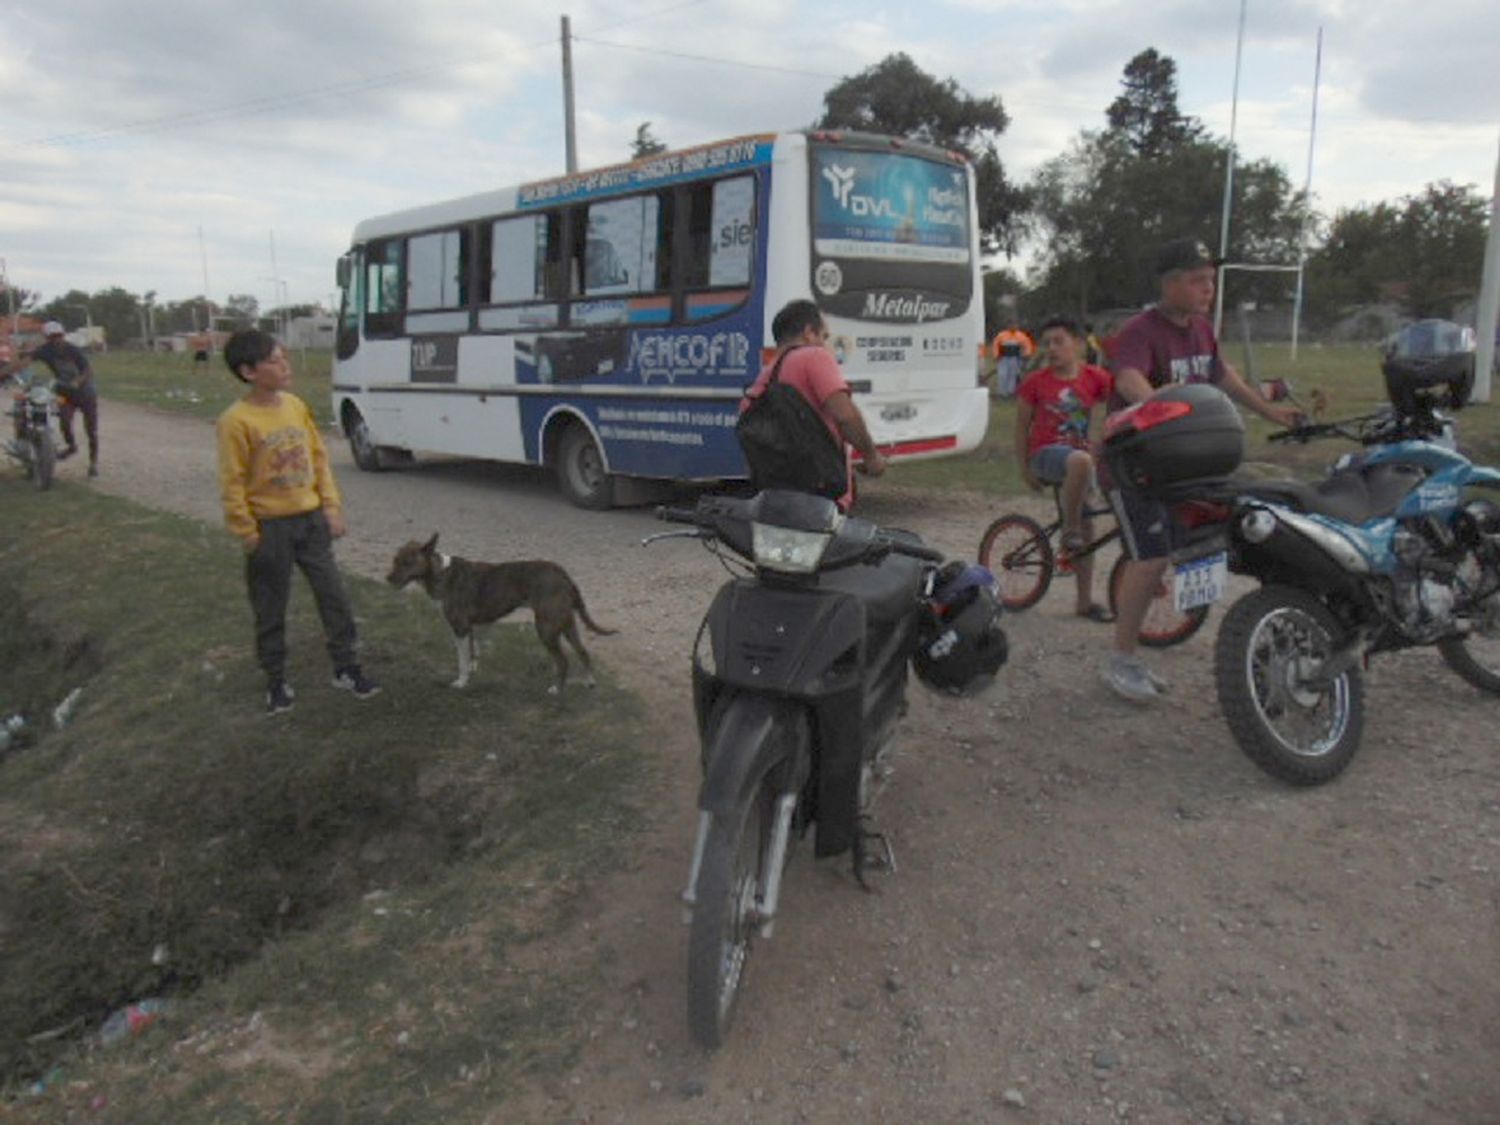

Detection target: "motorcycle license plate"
[1174, 552, 1227, 612]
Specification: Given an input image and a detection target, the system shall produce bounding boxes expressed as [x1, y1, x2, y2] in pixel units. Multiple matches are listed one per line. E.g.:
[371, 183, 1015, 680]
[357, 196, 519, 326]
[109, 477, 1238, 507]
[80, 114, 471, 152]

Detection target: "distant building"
[285, 315, 335, 350]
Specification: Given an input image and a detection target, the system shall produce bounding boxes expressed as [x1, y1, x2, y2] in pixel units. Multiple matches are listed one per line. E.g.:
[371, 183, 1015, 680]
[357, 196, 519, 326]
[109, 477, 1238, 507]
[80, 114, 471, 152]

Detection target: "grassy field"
[889, 341, 1500, 496]
[92, 349, 334, 426]
[93, 341, 1499, 498]
[0, 479, 648, 1120]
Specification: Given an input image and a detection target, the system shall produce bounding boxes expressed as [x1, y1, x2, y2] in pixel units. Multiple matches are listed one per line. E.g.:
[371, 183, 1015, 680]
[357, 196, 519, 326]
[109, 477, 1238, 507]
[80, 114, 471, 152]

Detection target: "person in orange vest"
[990, 319, 1035, 398]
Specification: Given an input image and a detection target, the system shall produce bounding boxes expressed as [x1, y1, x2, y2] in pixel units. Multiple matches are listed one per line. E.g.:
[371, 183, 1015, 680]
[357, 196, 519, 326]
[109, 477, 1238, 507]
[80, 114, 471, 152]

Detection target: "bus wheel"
[346, 408, 410, 473]
[556, 423, 616, 509]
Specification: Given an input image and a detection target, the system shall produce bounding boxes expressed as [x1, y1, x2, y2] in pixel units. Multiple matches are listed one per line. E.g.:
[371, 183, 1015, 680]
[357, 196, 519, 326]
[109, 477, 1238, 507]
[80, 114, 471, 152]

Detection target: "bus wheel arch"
[545, 412, 616, 510]
[341, 401, 410, 473]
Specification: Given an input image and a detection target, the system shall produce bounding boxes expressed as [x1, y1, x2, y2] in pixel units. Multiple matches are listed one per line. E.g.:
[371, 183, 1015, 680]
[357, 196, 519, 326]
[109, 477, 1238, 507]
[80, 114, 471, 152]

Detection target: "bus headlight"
[752, 523, 831, 574]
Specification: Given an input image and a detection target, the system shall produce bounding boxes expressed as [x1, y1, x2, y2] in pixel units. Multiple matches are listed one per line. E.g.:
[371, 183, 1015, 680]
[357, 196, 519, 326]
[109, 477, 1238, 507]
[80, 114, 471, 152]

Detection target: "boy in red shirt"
[1015, 315, 1114, 620]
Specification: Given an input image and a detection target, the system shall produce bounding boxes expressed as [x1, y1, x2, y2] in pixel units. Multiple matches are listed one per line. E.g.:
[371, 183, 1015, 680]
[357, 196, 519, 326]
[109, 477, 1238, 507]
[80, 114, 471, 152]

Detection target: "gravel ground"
[83, 400, 1500, 1123]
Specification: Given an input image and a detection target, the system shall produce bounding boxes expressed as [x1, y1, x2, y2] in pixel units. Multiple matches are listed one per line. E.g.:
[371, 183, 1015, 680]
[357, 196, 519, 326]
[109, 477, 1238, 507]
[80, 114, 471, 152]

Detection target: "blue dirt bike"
[1197, 329, 1500, 784]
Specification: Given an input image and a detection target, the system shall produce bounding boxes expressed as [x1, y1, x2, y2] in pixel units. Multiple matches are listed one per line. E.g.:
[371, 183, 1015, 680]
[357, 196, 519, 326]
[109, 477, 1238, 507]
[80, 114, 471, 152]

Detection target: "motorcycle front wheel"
[1437, 594, 1500, 695]
[31, 430, 56, 491]
[1215, 585, 1364, 786]
[686, 768, 777, 1050]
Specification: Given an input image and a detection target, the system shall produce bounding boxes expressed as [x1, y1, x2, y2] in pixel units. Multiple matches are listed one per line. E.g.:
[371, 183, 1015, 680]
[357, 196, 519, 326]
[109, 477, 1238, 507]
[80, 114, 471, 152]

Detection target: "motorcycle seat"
[1235, 471, 1400, 525]
[820, 553, 926, 630]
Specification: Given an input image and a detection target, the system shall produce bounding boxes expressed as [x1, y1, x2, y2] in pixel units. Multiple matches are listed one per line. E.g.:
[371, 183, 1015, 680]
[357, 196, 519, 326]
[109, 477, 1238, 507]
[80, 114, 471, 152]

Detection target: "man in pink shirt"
[740, 300, 886, 509]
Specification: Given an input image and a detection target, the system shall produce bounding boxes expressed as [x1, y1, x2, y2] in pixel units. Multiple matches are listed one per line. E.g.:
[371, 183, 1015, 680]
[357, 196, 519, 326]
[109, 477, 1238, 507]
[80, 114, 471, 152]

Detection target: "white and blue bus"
[331, 130, 988, 507]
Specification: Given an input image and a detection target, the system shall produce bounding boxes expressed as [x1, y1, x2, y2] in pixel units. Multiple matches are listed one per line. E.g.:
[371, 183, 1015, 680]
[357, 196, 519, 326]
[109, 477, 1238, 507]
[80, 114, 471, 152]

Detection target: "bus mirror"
[335, 255, 351, 289]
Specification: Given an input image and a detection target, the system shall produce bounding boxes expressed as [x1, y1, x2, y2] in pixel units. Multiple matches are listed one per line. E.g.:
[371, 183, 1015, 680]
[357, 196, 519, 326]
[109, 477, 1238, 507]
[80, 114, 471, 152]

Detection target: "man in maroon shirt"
[1103, 238, 1301, 703]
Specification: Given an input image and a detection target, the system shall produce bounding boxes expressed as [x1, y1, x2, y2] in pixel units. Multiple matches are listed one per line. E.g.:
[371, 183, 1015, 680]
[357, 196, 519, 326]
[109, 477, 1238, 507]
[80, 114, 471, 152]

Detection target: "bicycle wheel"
[1107, 554, 1209, 648]
[978, 514, 1053, 611]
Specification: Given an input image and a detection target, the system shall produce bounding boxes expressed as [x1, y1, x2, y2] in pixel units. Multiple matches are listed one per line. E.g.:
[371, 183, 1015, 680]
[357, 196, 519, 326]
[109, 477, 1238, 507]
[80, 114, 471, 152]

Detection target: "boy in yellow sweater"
[216, 329, 379, 713]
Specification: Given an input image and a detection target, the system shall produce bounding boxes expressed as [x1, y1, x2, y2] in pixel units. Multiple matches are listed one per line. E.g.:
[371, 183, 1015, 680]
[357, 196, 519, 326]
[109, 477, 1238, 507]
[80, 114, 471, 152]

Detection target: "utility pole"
[1290, 27, 1323, 363]
[1214, 0, 1249, 339]
[198, 225, 213, 348]
[561, 15, 578, 174]
[1473, 130, 1499, 404]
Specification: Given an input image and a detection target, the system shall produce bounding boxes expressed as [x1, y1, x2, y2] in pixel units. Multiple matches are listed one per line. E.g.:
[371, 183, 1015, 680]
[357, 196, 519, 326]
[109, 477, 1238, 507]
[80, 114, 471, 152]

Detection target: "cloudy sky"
[2, 0, 1496, 316]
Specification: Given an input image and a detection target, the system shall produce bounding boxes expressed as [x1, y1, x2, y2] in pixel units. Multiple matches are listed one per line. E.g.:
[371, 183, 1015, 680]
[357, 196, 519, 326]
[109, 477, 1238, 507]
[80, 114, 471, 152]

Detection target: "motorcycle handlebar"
[883, 537, 945, 563]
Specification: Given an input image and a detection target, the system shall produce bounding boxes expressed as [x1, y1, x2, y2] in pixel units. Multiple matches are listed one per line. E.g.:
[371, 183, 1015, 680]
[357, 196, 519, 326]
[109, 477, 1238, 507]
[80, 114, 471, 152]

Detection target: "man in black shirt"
[28, 321, 99, 476]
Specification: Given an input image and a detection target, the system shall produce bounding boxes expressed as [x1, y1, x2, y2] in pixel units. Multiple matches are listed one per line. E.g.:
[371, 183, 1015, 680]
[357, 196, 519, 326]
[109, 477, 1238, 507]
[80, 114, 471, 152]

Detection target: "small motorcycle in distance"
[646, 489, 1007, 1049]
[4, 369, 61, 490]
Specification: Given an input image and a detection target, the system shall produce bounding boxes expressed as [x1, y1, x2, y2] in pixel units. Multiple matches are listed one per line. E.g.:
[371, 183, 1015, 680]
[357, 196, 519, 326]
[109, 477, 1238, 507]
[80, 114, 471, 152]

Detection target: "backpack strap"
[746, 345, 809, 398]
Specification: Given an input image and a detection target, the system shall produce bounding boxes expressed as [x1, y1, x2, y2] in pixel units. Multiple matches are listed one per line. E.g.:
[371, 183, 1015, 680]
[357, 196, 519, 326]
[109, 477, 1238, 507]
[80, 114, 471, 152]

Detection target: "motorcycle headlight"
[751, 523, 831, 574]
[27, 386, 51, 406]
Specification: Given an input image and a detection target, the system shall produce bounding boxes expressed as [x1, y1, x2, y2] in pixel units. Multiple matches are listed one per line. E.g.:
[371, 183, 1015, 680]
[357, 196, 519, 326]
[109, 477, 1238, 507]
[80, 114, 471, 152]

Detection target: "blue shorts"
[1108, 485, 1183, 561]
[1028, 444, 1091, 485]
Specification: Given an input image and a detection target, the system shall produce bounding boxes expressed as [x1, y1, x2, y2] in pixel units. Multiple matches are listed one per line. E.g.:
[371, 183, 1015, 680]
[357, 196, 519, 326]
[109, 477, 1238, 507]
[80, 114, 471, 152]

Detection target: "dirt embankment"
[81, 401, 1500, 1123]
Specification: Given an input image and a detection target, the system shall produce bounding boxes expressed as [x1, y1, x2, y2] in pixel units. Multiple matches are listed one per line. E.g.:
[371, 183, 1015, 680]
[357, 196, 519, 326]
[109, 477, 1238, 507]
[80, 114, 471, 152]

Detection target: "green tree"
[1106, 48, 1201, 158]
[1026, 51, 1306, 318]
[815, 52, 1027, 255]
[225, 294, 259, 326]
[1303, 181, 1488, 323]
[630, 122, 668, 159]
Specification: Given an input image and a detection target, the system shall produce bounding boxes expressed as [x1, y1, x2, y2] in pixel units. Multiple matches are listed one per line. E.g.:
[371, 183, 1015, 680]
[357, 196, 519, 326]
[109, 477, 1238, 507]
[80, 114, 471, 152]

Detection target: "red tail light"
[1175, 500, 1231, 528]
[1130, 399, 1193, 431]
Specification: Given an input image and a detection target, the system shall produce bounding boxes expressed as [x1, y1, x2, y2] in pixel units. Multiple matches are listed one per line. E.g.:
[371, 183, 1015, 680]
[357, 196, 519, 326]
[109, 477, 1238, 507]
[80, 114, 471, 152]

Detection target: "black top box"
[1103, 383, 1244, 496]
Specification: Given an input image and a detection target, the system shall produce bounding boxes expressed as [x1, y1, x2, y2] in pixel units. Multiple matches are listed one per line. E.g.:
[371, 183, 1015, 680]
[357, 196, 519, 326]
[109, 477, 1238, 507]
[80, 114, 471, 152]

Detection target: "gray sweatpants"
[245, 509, 357, 679]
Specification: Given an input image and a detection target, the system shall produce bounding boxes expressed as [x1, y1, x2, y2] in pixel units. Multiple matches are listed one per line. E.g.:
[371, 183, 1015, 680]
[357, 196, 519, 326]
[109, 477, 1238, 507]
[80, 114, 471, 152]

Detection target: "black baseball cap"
[1156, 238, 1221, 275]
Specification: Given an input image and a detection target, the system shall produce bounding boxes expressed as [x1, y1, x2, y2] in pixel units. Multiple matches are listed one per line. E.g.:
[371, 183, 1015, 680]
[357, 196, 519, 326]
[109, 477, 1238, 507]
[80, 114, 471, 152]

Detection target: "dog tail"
[572, 584, 618, 636]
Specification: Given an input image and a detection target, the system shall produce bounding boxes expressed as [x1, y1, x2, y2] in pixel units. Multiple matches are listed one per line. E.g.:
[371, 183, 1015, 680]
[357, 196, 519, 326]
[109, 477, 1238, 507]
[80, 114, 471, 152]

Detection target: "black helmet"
[914, 563, 1008, 696]
[1381, 319, 1475, 415]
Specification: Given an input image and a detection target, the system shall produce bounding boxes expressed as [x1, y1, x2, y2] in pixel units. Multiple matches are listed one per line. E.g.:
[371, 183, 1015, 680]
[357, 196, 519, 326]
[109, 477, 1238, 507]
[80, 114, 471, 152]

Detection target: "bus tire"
[345, 407, 410, 473]
[555, 423, 616, 510]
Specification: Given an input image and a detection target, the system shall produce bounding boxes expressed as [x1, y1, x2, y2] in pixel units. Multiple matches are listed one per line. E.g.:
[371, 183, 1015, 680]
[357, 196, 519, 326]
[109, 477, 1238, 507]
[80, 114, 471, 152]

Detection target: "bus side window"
[680, 176, 755, 319]
[336, 248, 364, 360]
[481, 213, 563, 330]
[408, 228, 468, 311]
[365, 239, 404, 338]
[581, 195, 664, 296]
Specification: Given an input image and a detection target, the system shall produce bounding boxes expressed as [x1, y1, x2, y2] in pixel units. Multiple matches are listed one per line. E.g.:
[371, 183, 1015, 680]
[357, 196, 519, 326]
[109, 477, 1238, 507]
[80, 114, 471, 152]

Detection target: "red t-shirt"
[1017, 364, 1113, 458]
[740, 345, 853, 507]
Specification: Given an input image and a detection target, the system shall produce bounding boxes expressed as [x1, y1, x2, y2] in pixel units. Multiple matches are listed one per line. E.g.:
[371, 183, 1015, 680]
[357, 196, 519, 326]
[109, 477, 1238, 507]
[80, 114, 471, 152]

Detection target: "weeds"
[0, 480, 647, 1119]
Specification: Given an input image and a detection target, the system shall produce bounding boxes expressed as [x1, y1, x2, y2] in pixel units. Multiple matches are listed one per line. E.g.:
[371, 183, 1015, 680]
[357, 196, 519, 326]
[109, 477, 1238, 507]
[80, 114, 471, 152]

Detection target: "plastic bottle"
[99, 998, 169, 1044]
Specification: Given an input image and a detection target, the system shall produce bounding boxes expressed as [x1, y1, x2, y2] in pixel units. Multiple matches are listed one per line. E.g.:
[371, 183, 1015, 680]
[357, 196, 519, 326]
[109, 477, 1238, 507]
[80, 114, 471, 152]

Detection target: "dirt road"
[83, 401, 1499, 1123]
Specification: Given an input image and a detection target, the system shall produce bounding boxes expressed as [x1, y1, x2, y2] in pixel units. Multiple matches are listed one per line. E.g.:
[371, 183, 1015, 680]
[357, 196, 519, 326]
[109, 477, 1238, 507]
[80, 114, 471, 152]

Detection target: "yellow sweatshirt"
[216, 392, 341, 543]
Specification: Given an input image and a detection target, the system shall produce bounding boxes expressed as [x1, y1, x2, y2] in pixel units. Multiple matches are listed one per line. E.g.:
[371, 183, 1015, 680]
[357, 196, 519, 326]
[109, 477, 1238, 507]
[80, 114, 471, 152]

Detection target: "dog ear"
[423, 532, 439, 553]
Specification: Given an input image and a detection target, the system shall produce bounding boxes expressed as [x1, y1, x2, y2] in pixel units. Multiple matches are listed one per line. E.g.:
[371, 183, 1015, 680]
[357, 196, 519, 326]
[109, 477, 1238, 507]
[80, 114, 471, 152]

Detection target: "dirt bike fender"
[697, 694, 807, 819]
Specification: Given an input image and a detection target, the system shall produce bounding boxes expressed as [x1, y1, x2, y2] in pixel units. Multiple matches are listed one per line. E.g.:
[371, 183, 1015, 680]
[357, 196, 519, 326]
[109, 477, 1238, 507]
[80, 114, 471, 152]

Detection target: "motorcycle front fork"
[681, 792, 798, 939]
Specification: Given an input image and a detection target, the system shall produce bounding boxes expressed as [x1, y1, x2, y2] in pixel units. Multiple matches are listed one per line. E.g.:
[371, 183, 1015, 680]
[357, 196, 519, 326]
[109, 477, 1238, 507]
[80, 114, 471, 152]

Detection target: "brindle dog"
[386, 533, 615, 692]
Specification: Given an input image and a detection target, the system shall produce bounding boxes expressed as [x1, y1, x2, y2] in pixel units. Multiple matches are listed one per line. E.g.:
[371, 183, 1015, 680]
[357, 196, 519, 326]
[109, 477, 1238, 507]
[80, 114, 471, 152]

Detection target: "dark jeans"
[246, 510, 358, 680]
[58, 383, 99, 464]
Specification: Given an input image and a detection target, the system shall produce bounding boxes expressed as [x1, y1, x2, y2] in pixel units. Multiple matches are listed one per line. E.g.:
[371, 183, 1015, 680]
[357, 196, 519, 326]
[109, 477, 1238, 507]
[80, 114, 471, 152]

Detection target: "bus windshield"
[809, 144, 973, 323]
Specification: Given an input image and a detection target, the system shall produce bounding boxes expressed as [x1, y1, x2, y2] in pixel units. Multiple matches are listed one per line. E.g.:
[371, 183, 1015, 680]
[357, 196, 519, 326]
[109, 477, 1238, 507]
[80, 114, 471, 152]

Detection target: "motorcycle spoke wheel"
[1438, 591, 1500, 695]
[687, 775, 775, 1050]
[32, 432, 56, 491]
[1216, 586, 1363, 786]
[978, 514, 1053, 611]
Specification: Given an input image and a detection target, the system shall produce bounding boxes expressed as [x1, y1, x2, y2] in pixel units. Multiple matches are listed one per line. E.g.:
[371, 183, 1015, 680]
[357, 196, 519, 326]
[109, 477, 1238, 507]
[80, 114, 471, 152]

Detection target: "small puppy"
[387, 533, 616, 693]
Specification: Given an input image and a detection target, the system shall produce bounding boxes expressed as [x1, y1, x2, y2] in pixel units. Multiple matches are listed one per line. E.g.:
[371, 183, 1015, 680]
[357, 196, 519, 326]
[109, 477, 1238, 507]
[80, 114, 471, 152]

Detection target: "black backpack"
[736, 347, 848, 500]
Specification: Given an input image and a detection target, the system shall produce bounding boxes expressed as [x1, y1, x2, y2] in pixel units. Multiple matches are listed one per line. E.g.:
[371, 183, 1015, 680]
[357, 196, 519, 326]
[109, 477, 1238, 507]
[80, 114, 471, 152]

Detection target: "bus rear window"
[811, 149, 969, 265]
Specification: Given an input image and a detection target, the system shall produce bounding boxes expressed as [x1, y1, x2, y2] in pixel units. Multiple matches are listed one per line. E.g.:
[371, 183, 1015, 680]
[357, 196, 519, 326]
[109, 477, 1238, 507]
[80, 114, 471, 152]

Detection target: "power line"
[25, 0, 711, 148]
[575, 36, 843, 80]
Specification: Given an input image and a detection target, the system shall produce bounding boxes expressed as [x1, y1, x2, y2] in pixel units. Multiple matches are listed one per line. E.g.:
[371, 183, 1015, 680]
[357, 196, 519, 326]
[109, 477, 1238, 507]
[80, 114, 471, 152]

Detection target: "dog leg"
[538, 622, 569, 695]
[563, 621, 596, 688]
[468, 632, 479, 677]
[452, 633, 472, 689]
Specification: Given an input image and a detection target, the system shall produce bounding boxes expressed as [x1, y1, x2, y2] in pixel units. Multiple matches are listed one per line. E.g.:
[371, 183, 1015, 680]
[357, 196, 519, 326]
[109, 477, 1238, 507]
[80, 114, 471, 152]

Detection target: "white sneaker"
[1102, 654, 1160, 704]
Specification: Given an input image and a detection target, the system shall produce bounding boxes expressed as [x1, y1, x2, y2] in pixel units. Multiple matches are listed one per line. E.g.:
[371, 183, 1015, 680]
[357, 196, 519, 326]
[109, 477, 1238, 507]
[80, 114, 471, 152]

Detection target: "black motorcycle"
[647, 489, 1006, 1049]
[5, 369, 60, 490]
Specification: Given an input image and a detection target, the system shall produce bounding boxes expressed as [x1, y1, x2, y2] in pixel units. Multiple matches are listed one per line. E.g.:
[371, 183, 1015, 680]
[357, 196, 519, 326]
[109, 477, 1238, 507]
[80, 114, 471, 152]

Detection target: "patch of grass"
[885, 342, 1500, 497]
[90, 350, 334, 426]
[0, 478, 649, 1119]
